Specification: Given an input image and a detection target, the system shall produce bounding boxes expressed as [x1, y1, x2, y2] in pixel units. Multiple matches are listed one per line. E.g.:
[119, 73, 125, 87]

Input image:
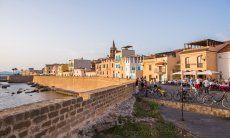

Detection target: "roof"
[208, 41, 230, 52]
[185, 39, 223, 46]
[122, 45, 133, 49]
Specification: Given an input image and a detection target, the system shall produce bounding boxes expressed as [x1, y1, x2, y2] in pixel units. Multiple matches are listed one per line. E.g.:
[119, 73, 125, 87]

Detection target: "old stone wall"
[154, 99, 230, 117]
[0, 82, 135, 138]
[7, 76, 33, 83]
[33, 76, 132, 92]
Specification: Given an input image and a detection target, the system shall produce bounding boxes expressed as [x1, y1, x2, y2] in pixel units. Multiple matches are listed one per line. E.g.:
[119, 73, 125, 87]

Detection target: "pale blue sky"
[0, 0, 230, 71]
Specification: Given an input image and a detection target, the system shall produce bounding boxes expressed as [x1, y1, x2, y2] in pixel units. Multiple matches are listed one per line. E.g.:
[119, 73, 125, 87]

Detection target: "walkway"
[160, 106, 230, 138]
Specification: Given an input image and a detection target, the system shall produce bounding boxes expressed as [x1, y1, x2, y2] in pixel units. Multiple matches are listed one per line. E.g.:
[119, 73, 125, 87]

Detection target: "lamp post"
[180, 83, 185, 121]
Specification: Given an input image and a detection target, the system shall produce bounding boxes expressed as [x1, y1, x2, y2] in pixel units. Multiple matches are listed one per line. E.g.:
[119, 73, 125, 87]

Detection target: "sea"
[0, 82, 70, 111]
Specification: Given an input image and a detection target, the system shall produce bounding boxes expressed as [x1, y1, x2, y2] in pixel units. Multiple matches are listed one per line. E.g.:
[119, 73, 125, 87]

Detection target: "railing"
[154, 68, 166, 74]
[197, 63, 203, 68]
[185, 64, 190, 68]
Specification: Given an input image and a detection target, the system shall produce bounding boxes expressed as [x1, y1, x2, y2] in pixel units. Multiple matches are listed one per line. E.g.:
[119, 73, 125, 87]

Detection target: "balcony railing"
[154, 68, 166, 74]
[197, 63, 203, 68]
[185, 64, 190, 68]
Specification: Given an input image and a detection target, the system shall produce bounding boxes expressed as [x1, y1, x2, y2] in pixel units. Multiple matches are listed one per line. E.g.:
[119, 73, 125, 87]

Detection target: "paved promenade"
[160, 106, 230, 138]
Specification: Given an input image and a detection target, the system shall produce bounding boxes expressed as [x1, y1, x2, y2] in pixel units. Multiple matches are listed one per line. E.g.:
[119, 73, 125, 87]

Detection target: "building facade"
[115, 46, 135, 78]
[57, 64, 69, 76]
[96, 58, 115, 78]
[68, 58, 91, 76]
[21, 68, 42, 76]
[143, 50, 181, 82]
[43, 64, 60, 76]
[124, 56, 144, 79]
[217, 42, 230, 80]
[180, 39, 226, 79]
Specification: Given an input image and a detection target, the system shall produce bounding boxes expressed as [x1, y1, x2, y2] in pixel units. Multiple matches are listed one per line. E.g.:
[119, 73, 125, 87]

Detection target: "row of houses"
[96, 39, 230, 81]
[22, 39, 230, 81]
[22, 58, 97, 77]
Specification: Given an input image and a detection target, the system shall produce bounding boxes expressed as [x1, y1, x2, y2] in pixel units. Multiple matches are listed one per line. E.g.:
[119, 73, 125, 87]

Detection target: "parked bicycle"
[203, 92, 230, 110]
[174, 86, 209, 103]
[147, 85, 172, 100]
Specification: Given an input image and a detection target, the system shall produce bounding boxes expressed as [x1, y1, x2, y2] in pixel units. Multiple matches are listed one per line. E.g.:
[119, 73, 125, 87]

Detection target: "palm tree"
[12, 68, 18, 75]
[12, 68, 15, 75]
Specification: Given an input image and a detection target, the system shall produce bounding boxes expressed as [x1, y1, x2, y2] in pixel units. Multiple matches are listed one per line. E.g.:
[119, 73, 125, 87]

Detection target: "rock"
[73, 96, 136, 137]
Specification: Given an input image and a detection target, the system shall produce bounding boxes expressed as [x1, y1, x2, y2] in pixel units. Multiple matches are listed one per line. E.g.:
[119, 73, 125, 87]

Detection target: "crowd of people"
[135, 76, 230, 96]
[171, 77, 230, 92]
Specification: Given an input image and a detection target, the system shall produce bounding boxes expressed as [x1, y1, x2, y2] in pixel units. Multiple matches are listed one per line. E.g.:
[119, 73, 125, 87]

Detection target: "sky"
[0, 0, 230, 71]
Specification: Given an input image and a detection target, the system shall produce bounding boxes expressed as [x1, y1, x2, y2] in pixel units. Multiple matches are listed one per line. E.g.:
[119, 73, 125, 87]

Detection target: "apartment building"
[115, 46, 135, 78]
[179, 39, 228, 79]
[57, 64, 69, 76]
[124, 55, 144, 79]
[143, 50, 181, 82]
[43, 64, 60, 76]
[68, 58, 91, 76]
[96, 58, 115, 78]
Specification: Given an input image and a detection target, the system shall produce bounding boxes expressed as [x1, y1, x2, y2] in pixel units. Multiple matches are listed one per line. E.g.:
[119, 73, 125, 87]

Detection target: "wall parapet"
[154, 99, 230, 118]
[33, 76, 134, 93]
[0, 82, 135, 138]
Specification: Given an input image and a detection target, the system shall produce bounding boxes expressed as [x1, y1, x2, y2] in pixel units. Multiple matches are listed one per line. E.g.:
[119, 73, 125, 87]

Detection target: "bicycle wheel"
[186, 93, 195, 102]
[222, 96, 230, 110]
[154, 92, 161, 99]
[196, 94, 205, 104]
[203, 95, 214, 106]
[164, 92, 172, 100]
[174, 92, 181, 101]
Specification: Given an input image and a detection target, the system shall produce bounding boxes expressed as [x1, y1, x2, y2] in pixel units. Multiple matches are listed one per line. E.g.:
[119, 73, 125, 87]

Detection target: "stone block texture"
[0, 82, 135, 138]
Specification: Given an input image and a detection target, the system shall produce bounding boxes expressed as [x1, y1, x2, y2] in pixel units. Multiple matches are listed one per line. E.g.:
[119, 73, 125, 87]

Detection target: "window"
[149, 65, 152, 71]
[149, 75, 152, 81]
[197, 56, 203, 68]
[185, 57, 190, 68]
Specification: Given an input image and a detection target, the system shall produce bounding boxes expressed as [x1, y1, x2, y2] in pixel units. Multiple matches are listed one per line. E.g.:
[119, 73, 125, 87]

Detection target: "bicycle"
[203, 92, 230, 110]
[147, 86, 172, 100]
[173, 87, 195, 102]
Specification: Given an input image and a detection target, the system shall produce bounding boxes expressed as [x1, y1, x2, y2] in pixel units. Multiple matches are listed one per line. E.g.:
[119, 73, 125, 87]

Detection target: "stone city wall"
[0, 82, 135, 138]
[155, 99, 230, 118]
[7, 76, 33, 83]
[33, 76, 132, 92]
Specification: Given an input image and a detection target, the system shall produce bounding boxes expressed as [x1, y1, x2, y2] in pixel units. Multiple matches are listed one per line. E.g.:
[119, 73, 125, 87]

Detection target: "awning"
[172, 71, 183, 75]
[184, 71, 196, 75]
[197, 70, 220, 75]
[155, 62, 166, 66]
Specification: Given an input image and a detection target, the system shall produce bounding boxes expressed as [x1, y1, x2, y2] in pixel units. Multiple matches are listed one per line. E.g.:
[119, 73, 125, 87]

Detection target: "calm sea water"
[0, 83, 70, 111]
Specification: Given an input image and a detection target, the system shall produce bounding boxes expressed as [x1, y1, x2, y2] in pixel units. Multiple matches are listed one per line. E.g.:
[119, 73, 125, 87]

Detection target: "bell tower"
[110, 40, 117, 59]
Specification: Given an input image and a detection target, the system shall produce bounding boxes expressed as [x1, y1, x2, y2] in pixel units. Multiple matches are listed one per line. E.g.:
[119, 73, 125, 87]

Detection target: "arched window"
[197, 56, 202, 67]
[185, 57, 190, 68]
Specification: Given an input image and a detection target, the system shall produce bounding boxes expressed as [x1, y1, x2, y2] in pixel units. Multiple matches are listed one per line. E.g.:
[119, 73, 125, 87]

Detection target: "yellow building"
[143, 50, 181, 82]
[43, 64, 60, 76]
[57, 64, 69, 76]
[180, 39, 225, 79]
[96, 58, 115, 78]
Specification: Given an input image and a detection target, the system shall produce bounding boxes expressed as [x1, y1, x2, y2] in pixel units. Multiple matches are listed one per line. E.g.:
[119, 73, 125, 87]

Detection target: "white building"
[73, 69, 87, 77]
[85, 71, 97, 77]
[115, 46, 135, 78]
[68, 58, 91, 76]
[217, 42, 230, 80]
[124, 56, 144, 79]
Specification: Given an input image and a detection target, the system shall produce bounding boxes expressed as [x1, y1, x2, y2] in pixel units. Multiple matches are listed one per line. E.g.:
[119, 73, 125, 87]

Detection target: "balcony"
[185, 64, 190, 68]
[154, 68, 166, 74]
[197, 63, 203, 68]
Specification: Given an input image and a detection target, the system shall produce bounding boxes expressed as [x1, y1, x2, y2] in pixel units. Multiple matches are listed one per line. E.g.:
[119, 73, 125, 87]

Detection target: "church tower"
[110, 40, 117, 59]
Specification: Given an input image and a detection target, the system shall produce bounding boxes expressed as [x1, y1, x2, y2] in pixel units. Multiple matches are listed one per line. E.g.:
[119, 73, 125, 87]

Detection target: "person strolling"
[203, 78, 210, 94]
